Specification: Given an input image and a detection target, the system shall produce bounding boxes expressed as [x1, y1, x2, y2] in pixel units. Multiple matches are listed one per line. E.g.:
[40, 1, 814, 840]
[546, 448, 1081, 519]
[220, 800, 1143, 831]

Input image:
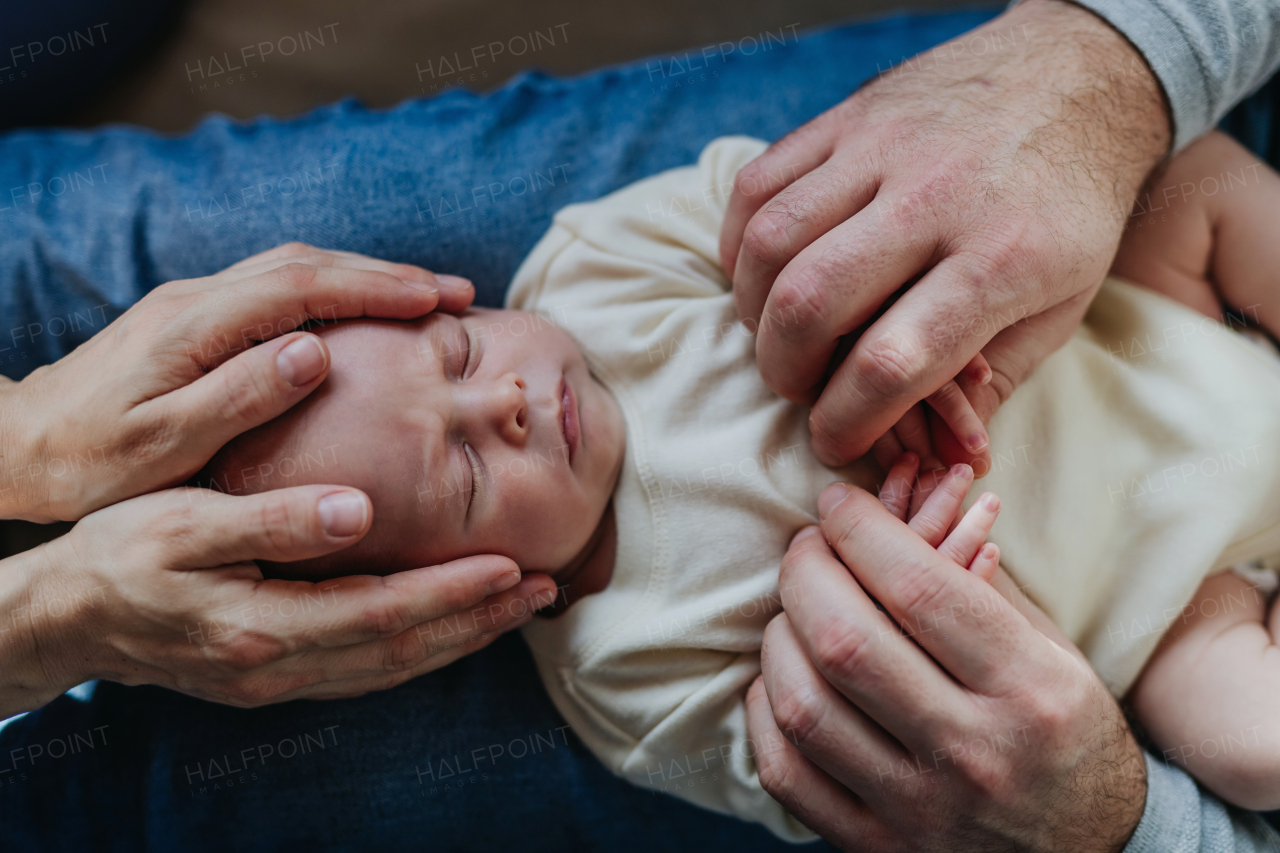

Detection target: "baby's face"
[207, 309, 625, 577]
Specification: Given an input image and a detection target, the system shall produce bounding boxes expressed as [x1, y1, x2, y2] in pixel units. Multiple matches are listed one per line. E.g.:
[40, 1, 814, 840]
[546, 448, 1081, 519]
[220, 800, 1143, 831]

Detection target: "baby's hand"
[872, 354, 994, 476]
[877, 451, 1001, 582]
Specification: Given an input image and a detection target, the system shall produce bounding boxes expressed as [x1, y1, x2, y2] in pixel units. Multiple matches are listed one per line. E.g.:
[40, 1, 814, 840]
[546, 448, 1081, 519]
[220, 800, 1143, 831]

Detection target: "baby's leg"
[1112, 131, 1280, 336]
[1129, 570, 1280, 810]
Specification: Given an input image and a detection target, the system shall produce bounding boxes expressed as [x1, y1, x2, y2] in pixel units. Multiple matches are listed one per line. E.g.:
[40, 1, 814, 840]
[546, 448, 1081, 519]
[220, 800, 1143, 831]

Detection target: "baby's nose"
[487, 372, 528, 444]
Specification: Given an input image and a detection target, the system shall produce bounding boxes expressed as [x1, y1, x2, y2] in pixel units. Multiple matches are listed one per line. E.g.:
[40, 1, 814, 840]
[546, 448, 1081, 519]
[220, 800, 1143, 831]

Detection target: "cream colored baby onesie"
[509, 136, 1280, 840]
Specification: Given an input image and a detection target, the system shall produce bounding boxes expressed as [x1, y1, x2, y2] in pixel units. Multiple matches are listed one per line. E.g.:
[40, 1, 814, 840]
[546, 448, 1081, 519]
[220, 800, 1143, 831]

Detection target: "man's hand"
[0, 243, 473, 523]
[721, 0, 1171, 467]
[0, 485, 556, 717]
[745, 481, 1147, 852]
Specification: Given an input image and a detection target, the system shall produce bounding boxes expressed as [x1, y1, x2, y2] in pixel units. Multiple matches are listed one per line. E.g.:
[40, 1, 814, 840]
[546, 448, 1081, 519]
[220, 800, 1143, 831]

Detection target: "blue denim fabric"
[0, 9, 998, 380]
[0, 9, 1004, 851]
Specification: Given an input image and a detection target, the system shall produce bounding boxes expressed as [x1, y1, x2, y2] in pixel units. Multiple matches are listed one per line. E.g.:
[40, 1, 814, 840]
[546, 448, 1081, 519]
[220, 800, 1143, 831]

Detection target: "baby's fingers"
[962, 353, 992, 387]
[937, 492, 1001, 569]
[968, 542, 1001, 583]
[876, 452, 920, 520]
[926, 378, 988, 457]
[906, 464, 973, 547]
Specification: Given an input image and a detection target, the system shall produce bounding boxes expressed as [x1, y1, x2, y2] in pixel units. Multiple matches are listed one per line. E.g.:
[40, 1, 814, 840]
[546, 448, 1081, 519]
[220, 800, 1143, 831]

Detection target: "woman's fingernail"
[967, 431, 988, 453]
[318, 492, 369, 537]
[488, 570, 521, 595]
[277, 335, 327, 386]
[951, 463, 972, 479]
[818, 483, 852, 519]
[433, 274, 473, 293]
[981, 492, 1001, 512]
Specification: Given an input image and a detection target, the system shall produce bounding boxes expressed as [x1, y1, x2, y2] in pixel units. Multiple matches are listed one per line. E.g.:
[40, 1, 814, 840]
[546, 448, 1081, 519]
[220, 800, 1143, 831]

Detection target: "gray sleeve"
[1060, 0, 1280, 151]
[1124, 753, 1280, 853]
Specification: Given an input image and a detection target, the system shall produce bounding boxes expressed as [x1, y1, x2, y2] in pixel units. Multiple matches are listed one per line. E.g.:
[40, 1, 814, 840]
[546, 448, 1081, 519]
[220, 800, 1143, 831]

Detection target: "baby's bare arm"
[1130, 570, 1280, 811]
[1112, 131, 1280, 337]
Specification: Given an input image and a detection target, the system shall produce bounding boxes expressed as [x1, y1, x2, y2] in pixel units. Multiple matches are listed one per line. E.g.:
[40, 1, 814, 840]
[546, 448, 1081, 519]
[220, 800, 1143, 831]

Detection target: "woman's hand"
[0, 242, 473, 523]
[1, 485, 557, 717]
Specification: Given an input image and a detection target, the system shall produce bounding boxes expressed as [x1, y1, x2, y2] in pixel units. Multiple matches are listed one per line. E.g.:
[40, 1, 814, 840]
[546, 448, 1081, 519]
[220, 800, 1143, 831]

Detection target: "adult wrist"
[1013, 0, 1172, 198]
[0, 375, 55, 523]
[0, 539, 88, 716]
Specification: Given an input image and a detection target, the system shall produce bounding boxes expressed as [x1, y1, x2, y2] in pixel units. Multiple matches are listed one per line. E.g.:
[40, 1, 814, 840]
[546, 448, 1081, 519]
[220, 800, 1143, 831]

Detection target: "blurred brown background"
[3, 0, 975, 556]
[79, 0, 973, 132]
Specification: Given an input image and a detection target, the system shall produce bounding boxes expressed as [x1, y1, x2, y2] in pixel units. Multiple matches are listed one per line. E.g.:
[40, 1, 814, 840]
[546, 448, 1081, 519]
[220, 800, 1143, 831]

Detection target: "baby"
[202, 134, 1280, 838]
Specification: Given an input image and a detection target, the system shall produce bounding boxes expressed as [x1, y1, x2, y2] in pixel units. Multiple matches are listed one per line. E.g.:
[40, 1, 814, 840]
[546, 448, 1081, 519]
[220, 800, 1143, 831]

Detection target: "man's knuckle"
[851, 335, 927, 402]
[741, 214, 795, 273]
[770, 682, 828, 750]
[960, 756, 1013, 802]
[768, 271, 829, 339]
[809, 618, 876, 685]
[889, 569, 953, 621]
[755, 745, 799, 802]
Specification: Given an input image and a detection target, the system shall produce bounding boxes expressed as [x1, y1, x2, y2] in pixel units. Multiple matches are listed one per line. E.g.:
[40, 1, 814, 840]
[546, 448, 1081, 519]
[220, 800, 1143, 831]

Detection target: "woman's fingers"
[212, 557, 541, 653]
[162, 485, 373, 570]
[937, 492, 1000, 569]
[275, 627, 510, 702]
[177, 265, 438, 372]
[280, 576, 558, 685]
[161, 331, 331, 469]
[59, 486, 551, 709]
[905, 463, 973, 547]
[214, 244, 475, 312]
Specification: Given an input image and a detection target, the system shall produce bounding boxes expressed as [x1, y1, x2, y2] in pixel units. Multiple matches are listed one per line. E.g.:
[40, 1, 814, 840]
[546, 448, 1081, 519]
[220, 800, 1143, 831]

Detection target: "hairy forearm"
[869, 0, 1171, 224]
[991, 0, 1172, 218]
[0, 542, 83, 717]
[1066, 0, 1280, 151]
